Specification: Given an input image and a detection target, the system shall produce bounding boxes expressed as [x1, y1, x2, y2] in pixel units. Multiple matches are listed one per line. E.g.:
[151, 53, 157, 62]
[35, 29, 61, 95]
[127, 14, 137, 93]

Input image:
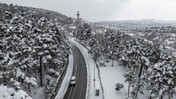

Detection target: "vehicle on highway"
[70, 76, 76, 86]
[95, 82, 100, 96]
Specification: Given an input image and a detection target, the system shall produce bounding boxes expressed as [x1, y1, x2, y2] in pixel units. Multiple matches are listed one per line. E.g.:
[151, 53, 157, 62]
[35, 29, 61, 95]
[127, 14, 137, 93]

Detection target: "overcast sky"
[1, 0, 176, 22]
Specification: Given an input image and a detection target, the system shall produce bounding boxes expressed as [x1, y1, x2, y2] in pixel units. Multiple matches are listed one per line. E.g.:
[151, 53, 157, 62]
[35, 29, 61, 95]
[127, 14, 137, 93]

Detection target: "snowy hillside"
[0, 3, 72, 99]
[110, 22, 176, 58]
[74, 22, 176, 98]
[1, 1, 176, 99]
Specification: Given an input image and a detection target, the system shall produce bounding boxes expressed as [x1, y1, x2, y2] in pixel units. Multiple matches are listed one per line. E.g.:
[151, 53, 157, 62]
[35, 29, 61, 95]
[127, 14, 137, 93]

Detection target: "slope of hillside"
[0, 3, 72, 99]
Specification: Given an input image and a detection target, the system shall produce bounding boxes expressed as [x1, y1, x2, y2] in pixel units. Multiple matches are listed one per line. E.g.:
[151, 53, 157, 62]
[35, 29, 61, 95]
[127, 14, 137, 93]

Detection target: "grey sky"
[1, 0, 176, 22]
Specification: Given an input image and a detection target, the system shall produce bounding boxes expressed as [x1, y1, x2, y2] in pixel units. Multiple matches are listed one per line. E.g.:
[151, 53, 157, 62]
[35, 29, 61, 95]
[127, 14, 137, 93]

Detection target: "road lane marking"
[74, 63, 77, 76]
[79, 82, 83, 99]
[68, 87, 73, 99]
[71, 63, 77, 98]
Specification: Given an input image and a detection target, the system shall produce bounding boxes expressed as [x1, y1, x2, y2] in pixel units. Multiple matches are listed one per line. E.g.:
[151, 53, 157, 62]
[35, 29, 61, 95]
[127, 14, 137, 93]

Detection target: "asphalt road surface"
[63, 43, 87, 99]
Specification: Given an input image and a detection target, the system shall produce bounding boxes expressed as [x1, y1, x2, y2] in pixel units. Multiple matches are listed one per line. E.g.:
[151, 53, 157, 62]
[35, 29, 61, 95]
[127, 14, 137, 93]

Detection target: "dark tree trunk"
[28, 83, 30, 92]
[135, 64, 144, 98]
[160, 95, 163, 99]
[168, 92, 171, 99]
[40, 56, 43, 87]
[138, 64, 144, 83]
[128, 83, 130, 97]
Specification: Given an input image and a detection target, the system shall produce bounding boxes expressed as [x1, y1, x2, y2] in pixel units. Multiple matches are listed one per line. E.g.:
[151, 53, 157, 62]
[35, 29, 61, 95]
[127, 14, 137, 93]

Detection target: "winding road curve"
[63, 43, 87, 99]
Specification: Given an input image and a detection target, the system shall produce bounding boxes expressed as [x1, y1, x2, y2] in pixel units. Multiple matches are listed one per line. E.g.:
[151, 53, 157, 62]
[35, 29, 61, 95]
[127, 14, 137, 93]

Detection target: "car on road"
[95, 82, 100, 96]
[70, 76, 76, 86]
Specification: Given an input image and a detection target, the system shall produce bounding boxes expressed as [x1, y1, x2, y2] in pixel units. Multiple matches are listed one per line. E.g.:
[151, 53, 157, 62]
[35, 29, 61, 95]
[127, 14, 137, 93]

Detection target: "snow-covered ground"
[31, 87, 45, 99]
[0, 85, 32, 99]
[98, 60, 129, 99]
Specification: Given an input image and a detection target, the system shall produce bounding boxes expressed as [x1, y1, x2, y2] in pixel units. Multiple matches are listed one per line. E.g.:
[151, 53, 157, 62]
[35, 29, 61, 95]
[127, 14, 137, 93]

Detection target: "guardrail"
[49, 60, 69, 99]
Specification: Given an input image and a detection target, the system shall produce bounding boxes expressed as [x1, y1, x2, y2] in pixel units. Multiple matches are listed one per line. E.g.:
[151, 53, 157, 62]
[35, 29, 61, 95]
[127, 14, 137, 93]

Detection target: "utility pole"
[94, 63, 95, 87]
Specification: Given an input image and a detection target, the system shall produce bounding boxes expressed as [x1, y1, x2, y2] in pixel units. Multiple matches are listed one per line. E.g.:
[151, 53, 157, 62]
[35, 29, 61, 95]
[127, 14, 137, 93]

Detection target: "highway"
[63, 43, 87, 99]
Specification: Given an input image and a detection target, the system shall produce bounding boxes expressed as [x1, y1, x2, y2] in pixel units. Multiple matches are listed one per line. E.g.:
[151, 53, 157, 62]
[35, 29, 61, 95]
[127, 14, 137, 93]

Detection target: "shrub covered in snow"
[115, 83, 124, 91]
[74, 22, 92, 40]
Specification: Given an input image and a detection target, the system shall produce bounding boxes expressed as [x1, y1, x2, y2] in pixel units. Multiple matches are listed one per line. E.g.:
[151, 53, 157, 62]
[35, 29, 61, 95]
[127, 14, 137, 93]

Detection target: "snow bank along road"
[63, 43, 87, 99]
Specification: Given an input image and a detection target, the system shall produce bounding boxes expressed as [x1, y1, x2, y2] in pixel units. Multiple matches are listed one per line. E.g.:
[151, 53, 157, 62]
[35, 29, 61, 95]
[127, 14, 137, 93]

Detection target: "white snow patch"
[141, 56, 150, 66]
[99, 60, 129, 99]
[0, 85, 32, 99]
[128, 33, 135, 36]
[32, 87, 45, 99]
[16, 68, 25, 78]
[24, 77, 37, 86]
